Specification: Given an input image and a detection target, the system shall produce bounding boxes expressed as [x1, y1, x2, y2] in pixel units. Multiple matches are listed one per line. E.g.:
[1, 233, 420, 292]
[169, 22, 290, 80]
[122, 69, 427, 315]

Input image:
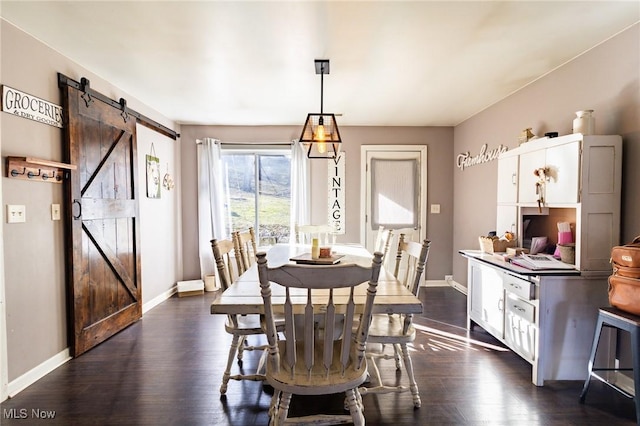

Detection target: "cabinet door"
[497, 155, 518, 204]
[545, 141, 580, 203]
[504, 293, 536, 362]
[496, 205, 517, 236]
[518, 149, 546, 204]
[469, 262, 504, 339]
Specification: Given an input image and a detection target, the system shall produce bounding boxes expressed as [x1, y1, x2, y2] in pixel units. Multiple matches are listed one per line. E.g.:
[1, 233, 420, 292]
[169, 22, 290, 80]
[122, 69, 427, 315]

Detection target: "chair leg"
[345, 388, 365, 426]
[580, 314, 604, 403]
[269, 390, 281, 425]
[400, 343, 421, 408]
[220, 334, 241, 394]
[237, 335, 246, 362]
[275, 392, 292, 425]
[393, 343, 402, 370]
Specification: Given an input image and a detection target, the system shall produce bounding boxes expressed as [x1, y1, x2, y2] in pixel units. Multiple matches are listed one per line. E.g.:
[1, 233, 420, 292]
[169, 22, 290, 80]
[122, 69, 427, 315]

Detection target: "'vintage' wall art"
[328, 151, 345, 234]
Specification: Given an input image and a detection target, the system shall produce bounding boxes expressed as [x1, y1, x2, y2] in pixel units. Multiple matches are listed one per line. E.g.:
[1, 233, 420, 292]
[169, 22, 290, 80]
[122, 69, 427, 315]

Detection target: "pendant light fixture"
[299, 59, 342, 159]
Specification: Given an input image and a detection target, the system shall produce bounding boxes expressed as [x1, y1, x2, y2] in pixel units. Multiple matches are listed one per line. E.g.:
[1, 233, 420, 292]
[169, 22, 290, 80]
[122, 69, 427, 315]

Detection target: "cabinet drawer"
[505, 310, 536, 363]
[503, 273, 535, 300]
[506, 294, 535, 323]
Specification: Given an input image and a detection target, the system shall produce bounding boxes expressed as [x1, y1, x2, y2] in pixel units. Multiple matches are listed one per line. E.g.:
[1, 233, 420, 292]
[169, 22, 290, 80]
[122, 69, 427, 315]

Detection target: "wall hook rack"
[5, 156, 76, 184]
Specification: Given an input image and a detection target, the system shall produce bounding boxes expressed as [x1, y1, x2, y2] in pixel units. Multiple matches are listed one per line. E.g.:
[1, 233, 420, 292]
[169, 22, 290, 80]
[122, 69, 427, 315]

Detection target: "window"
[221, 149, 291, 246]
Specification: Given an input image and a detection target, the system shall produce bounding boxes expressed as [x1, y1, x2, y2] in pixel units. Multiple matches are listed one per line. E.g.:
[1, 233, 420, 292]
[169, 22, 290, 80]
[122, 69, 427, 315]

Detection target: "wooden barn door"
[61, 83, 142, 356]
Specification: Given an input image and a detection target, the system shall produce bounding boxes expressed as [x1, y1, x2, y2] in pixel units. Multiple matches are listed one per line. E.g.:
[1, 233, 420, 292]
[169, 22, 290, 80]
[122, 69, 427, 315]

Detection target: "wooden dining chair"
[257, 251, 383, 426]
[360, 235, 431, 408]
[295, 223, 336, 246]
[232, 227, 257, 274]
[211, 238, 283, 394]
[374, 225, 394, 264]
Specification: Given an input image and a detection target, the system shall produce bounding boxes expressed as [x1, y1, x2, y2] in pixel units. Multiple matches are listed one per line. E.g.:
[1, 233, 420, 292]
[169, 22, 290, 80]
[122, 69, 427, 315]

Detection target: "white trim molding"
[8, 349, 71, 398]
[143, 285, 177, 314]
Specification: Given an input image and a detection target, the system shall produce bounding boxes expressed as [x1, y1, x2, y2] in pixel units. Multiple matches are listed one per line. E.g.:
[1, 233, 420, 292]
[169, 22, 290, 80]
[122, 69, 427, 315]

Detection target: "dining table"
[210, 243, 424, 317]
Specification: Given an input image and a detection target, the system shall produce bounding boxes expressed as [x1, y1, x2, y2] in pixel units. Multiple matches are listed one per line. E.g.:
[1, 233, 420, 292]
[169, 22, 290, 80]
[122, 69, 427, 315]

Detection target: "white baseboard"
[7, 348, 71, 398]
[422, 279, 450, 287]
[7, 286, 178, 399]
[421, 279, 468, 295]
[451, 280, 467, 295]
[143, 285, 177, 314]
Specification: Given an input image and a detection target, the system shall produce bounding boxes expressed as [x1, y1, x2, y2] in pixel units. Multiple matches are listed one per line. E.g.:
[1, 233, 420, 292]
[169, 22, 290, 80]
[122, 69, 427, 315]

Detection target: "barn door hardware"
[119, 98, 129, 123]
[80, 77, 94, 107]
[58, 73, 179, 140]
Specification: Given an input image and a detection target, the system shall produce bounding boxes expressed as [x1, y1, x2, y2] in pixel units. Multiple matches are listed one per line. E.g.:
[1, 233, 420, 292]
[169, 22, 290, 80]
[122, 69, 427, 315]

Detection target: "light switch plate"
[51, 204, 61, 221]
[7, 204, 26, 223]
[430, 204, 441, 214]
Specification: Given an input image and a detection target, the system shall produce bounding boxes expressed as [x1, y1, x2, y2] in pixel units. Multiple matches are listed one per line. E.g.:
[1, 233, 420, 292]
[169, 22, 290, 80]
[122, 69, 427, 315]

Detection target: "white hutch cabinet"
[464, 133, 622, 386]
[495, 133, 622, 271]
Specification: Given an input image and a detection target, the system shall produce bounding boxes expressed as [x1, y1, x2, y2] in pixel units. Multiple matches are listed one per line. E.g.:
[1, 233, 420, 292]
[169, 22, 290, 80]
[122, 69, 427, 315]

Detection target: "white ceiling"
[1, 1, 638, 127]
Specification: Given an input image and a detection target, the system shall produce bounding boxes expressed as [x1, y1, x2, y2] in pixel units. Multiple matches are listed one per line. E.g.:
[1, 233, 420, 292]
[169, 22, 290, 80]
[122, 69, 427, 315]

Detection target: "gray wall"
[1, 21, 181, 384]
[452, 23, 640, 286]
[179, 125, 454, 282]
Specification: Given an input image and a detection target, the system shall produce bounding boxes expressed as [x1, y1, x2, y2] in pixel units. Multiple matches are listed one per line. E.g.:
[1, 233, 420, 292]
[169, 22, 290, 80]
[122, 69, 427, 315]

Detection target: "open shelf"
[5, 156, 76, 184]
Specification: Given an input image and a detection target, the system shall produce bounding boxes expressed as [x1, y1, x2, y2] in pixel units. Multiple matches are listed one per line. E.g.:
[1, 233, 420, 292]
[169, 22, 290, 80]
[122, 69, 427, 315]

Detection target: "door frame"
[360, 145, 428, 249]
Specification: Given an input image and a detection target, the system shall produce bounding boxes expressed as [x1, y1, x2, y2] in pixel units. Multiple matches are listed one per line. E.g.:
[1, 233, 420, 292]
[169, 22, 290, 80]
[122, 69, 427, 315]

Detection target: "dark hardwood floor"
[1, 286, 636, 425]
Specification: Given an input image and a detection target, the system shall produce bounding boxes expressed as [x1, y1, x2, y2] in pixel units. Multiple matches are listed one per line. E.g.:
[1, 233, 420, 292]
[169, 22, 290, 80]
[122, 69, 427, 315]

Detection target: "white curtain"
[290, 140, 310, 240]
[197, 138, 228, 278]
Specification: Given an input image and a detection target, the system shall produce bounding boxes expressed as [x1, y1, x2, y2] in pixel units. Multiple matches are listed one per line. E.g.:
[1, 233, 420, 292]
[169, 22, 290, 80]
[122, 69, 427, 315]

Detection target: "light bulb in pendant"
[314, 116, 327, 154]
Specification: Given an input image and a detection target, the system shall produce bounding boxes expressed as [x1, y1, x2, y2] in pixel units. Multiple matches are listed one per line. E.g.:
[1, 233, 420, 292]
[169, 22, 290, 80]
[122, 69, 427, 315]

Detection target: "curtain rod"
[195, 140, 293, 145]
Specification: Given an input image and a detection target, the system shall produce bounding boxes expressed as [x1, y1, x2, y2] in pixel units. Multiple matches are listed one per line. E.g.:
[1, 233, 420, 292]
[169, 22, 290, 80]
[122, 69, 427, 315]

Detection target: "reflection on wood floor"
[0, 286, 636, 425]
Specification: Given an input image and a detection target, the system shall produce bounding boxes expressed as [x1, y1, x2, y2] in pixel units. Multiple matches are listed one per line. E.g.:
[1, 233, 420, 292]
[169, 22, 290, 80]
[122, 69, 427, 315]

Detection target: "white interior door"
[361, 145, 427, 257]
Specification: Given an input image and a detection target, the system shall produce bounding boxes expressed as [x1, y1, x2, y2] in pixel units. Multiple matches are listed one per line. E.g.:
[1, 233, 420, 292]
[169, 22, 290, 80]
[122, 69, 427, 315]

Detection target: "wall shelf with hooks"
[5, 156, 76, 183]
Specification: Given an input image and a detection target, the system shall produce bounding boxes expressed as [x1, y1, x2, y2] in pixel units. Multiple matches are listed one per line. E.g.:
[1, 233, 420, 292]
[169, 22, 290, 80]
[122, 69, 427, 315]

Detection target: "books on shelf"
[510, 254, 576, 270]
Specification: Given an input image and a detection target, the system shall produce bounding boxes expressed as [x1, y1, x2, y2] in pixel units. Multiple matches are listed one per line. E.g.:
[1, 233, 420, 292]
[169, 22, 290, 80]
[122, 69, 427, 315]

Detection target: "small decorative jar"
[573, 110, 595, 135]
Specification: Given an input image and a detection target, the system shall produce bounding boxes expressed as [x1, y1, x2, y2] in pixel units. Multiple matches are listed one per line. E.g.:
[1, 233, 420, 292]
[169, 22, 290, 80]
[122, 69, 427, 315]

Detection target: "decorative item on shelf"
[558, 243, 575, 264]
[544, 132, 558, 138]
[518, 128, 536, 145]
[533, 166, 550, 213]
[5, 156, 76, 184]
[553, 222, 574, 258]
[573, 110, 595, 135]
[162, 163, 175, 191]
[299, 59, 341, 159]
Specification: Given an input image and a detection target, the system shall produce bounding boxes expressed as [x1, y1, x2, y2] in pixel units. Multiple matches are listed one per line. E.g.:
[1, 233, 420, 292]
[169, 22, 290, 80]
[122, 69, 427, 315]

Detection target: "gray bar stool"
[580, 307, 640, 423]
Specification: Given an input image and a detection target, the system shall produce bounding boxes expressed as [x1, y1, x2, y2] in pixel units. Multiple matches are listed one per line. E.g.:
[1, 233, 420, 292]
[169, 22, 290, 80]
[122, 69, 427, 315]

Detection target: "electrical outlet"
[51, 204, 61, 221]
[6, 204, 26, 223]
[445, 275, 453, 282]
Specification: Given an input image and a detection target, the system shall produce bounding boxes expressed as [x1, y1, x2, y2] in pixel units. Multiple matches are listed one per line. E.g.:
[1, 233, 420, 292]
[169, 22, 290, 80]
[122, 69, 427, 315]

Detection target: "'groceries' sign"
[2, 85, 63, 128]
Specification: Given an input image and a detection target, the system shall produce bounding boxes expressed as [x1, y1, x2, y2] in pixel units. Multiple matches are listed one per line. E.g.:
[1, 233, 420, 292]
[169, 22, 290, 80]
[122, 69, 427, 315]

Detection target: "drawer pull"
[510, 283, 521, 290]
[514, 305, 526, 312]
